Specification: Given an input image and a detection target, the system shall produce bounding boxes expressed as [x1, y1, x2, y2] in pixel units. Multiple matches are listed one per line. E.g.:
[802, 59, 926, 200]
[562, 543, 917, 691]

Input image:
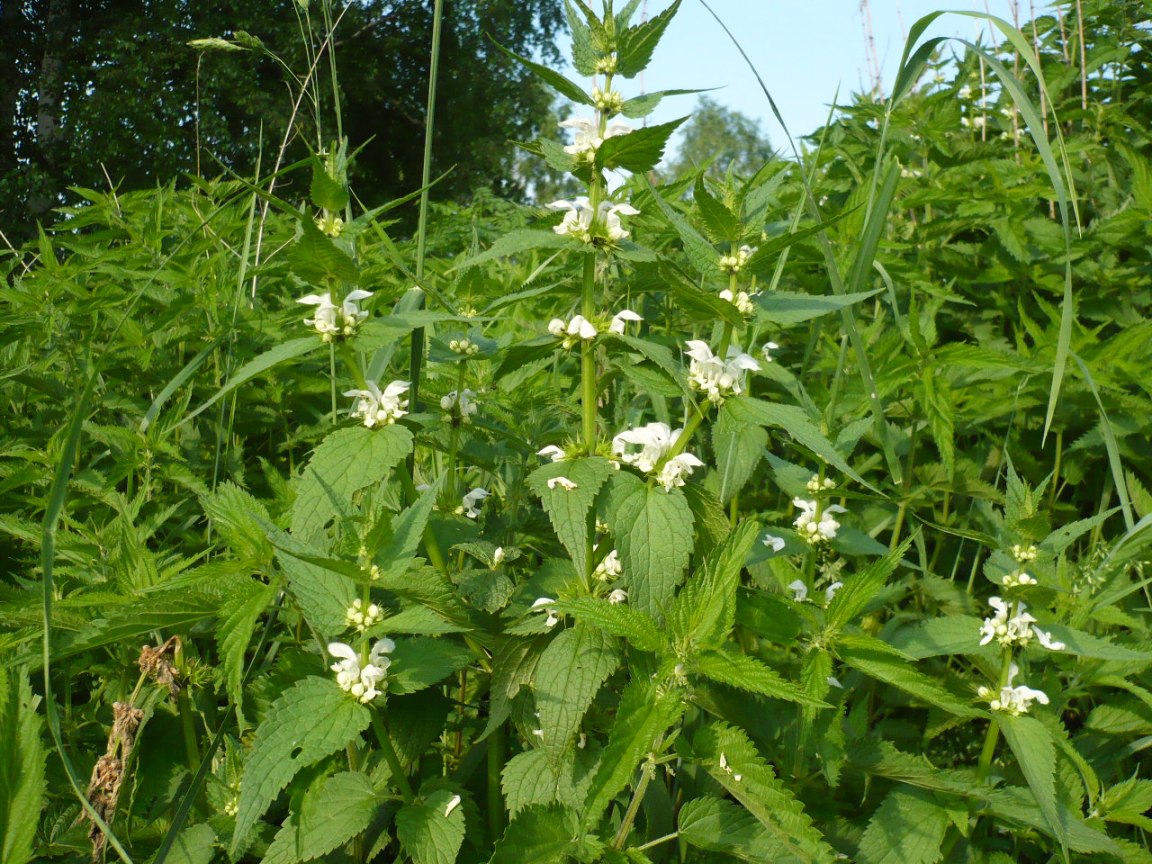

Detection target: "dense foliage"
[1, 1, 1151, 863]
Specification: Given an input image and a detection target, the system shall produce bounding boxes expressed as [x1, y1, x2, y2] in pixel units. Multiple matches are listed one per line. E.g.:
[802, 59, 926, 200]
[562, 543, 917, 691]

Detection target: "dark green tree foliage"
[666, 95, 773, 179]
[0, 0, 564, 239]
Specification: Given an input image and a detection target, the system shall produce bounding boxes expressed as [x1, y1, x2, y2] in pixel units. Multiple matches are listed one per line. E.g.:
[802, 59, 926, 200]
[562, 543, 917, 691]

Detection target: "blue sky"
[561, 1, 1049, 145]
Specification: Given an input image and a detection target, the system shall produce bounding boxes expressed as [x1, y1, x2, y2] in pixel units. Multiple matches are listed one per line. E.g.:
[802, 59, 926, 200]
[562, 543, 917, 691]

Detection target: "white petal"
[327, 642, 358, 661]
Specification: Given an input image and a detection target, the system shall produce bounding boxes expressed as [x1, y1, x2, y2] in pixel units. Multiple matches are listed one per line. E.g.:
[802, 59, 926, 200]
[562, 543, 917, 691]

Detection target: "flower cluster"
[559, 116, 633, 162]
[978, 662, 1049, 715]
[591, 85, 624, 115]
[1002, 570, 1038, 588]
[593, 548, 622, 581]
[329, 639, 394, 703]
[441, 389, 478, 421]
[548, 198, 639, 245]
[719, 287, 758, 317]
[978, 597, 1065, 651]
[298, 289, 373, 341]
[611, 421, 704, 492]
[345, 380, 410, 428]
[547, 309, 641, 348]
[788, 579, 843, 605]
[346, 598, 382, 632]
[806, 474, 836, 494]
[793, 498, 847, 543]
[761, 340, 779, 363]
[684, 341, 760, 404]
[718, 245, 754, 274]
[1011, 544, 1038, 563]
[449, 337, 480, 357]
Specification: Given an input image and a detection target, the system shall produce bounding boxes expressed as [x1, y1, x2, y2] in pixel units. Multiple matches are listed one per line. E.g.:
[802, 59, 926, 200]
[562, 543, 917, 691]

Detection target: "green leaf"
[857, 788, 948, 864]
[1043, 626, 1152, 661]
[752, 289, 882, 325]
[837, 634, 983, 718]
[491, 41, 592, 106]
[619, 87, 708, 119]
[395, 788, 467, 864]
[480, 636, 546, 740]
[889, 616, 986, 659]
[725, 399, 869, 490]
[694, 174, 742, 243]
[458, 229, 574, 270]
[310, 151, 349, 213]
[528, 457, 617, 579]
[604, 472, 695, 618]
[388, 638, 473, 695]
[263, 771, 377, 864]
[556, 597, 664, 653]
[0, 668, 45, 864]
[289, 217, 360, 286]
[998, 713, 1069, 852]
[583, 679, 684, 823]
[920, 365, 955, 480]
[614, 0, 680, 77]
[216, 582, 275, 719]
[502, 748, 597, 816]
[230, 677, 370, 855]
[266, 527, 356, 635]
[678, 797, 804, 862]
[690, 723, 835, 862]
[371, 481, 441, 587]
[535, 623, 620, 767]
[824, 538, 910, 631]
[290, 424, 414, 542]
[669, 520, 760, 650]
[713, 398, 767, 504]
[565, 0, 599, 75]
[596, 117, 688, 174]
[182, 336, 319, 425]
[490, 804, 580, 864]
[161, 823, 217, 864]
[693, 649, 827, 708]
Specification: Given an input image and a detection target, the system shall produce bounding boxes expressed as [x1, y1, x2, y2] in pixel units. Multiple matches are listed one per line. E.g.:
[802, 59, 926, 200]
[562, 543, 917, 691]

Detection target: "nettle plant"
[6, 2, 1152, 864]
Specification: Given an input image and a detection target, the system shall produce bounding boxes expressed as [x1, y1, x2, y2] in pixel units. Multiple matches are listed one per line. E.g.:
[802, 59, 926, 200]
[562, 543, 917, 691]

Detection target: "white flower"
[547, 317, 567, 337]
[1011, 544, 1038, 563]
[959, 84, 973, 99]
[763, 533, 786, 552]
[298, 289, 373, 341]
[345, 598, 383, 632]
[549, 314, 598, 348]
[656, 452, 705, 491]
[444, 794, 462, 817]
[548, 198, 638, 244]
[602, 202, 639, 241]
[826, 676, 844, 689]
[559, 116, 632, 161]
[978, 662, 1049, 715]
[824, 581, 844, 604]
[441, 389, 479, 419]
[461, 487, 489, 519]
[719, 288, 757, 316]
[492, 546, 505, 567]
[1032, 627, 1066, 652]
[591, 85, 624, 114]
[977, 596, 1063, 650]
[761, 341, 780, 363]
[684, 340, 761, 403]
[547, 476, 579, 491]
[788, 579, 808, 603]
[345, 380, 410, 428]
[531, 597, 559, 628]
[537, 445, 566, 462]
[1002, 570, 1038, 588]
[608, 589, 628, 604]
[806, 475, 836, 494]
[612, 422, 678, 474]
[594, 548, 622, 581]
[718, 245, 754, 274]
[609, 309, 643, 334]
[328, 639, 394, 703]
[792, 498, 847, 543]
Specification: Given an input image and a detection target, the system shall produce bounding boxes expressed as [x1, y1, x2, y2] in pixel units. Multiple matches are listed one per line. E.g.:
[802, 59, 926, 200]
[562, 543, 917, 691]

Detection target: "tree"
[0, 0, 565, 241]
[665, 96, 773, 179]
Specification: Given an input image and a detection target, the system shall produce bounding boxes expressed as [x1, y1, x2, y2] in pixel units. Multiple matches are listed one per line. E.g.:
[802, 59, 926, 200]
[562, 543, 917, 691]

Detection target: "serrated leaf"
[395, 788, 466, 864]
[502, 747, 598, 816]
[690, 722, 835, 862]
[614, 0, 680, 77]
[998, 713, 1069, 851]
[619, 87, 707, 118]
[162, 823, 217, 864]
[372, 481, 440, 587]
[556, 597, 664, 653]
[310, 154, 349, 212]
[388, 638, 472, 695]
[535, 623, 620, 767]
[458, 229, 574, 271]
[693, 649, 827, 708]
[490, 804, 580, 864]
[491, 40, 592, 106]
[267, 526, 356, 635]
[290, 425, 413, 542]
[263, 771, 376, 864]
[0, 668, 45, 864]
[837, 634, 982, 717]
[824, 538, 910, 631]
[604, 472, 694, 618]
[480, 636, 547, 740]
[566, 0, 599, 75]
[889, 616, 986, 659]
[596, 118, 687, 174]
[857, 788, 948, 864]
[289, 217, 360, 286]
[583, 680, 684, 823]
[694, 174, 742, 243]
[230, 677, 370, 855]
[1041, 626, 1152, 661]
[921, 365, 955, 479]
[528, 457, 617, 578]
[669, 520, 759, 650]
[216, 581, 275, 718]
[678, 797, 803, 862]
[713, 399, 767, 504]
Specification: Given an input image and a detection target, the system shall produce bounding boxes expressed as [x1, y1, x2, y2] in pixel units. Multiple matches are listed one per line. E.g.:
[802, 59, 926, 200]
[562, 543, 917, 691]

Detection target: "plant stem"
[580, 252, 598, 452]
[329, 341, 338, 425]
[371, 712, 415, 803]
[976, 648, 1013, 782]
[612, 760, 655, 849]
[487, 723, 506, 842]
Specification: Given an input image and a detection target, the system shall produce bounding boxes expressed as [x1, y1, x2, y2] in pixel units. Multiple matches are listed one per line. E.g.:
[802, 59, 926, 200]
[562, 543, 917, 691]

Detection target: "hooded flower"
[537, 445, 567, 463]
[549, 314, 598, 348]
[531, 597, 559, 628]
[299, 289, 373, 340]
[345, 380, 410, 427]
[979, 597, 1065, 650]
[461, 487, 489, 519]
[684, 341, 760, 403]
[328, 639, 394, 703]
[609, 309, 643, 334]
[611, 422, 704, 491]
[440, 389, 478, 419]
[793, 498, 847, 543]
[559, 116, 633, 161]
[548, 198, 639, 245]
[978, 662, 1050, 715]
